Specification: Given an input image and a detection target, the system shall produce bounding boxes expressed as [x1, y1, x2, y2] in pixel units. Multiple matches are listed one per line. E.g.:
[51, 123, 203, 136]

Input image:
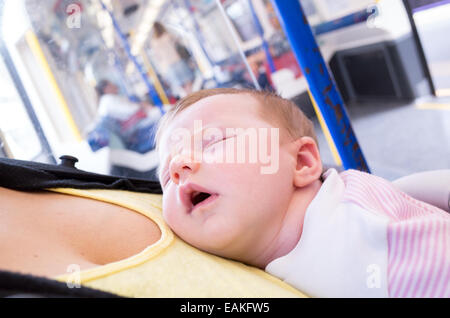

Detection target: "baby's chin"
[191, 227, 244, 257]
[163, 204, 244, 255]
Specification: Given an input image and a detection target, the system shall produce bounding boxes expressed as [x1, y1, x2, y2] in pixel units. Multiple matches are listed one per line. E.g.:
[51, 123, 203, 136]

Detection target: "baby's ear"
[293, 136, 322, 188]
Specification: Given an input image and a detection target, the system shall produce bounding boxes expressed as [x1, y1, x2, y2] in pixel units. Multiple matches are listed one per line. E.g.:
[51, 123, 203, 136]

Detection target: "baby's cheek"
[162, 197, 178, 226]
[163, 209, 185, 239]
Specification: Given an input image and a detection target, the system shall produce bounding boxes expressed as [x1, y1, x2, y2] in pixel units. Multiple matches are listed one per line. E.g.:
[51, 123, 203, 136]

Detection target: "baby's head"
[155, 88, 323, 267]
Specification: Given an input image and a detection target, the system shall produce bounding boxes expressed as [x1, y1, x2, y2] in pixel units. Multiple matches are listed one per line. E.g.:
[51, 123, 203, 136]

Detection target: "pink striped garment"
[339, 170, 449, 298]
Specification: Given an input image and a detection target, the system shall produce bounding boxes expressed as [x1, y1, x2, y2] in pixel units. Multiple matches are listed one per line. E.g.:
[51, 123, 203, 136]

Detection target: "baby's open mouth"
[179, 183, 219, 213]
[191, 191, 212, 206]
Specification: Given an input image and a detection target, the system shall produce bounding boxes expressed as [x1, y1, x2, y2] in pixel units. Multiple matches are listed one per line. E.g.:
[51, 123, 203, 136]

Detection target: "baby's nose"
[169, 153, 200, 184]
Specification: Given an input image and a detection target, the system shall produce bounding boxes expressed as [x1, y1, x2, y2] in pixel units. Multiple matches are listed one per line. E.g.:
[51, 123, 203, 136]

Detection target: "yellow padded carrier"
[52, 188, 307, 298]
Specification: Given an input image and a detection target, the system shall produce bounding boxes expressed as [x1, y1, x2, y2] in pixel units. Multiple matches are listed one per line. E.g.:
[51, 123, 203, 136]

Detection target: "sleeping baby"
[155, 88, 450, 298]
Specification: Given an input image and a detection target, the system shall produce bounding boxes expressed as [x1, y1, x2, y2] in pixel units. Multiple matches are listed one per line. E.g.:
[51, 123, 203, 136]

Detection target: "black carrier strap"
[0, 270, 122, 298]
[0, 157, 162, 194]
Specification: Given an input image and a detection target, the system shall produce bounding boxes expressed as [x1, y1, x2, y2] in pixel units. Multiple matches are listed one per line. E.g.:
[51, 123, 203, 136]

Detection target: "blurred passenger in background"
[87, 79, 162, 180]
[252, 59, 273, 92]
[150, 22, 195, 97]
[248, 51, 274, 92]
[95, 79, 155, 122]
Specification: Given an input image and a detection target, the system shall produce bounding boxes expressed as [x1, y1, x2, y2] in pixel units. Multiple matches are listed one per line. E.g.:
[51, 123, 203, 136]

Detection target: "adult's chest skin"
[0, 187, 161, 278]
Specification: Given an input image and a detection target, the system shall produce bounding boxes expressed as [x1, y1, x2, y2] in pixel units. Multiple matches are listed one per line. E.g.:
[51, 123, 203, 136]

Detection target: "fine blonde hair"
[154, 88, 318, 152]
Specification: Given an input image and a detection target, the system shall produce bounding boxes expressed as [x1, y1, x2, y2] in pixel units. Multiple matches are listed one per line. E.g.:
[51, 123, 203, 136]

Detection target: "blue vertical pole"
[180, 0, 215, 65]
[173, 0, 219, 84]
[100, 1, 165, 115]
[271, 0, 370, 172]
[247, 0, 276, 73]
[112, 50, 134, 100]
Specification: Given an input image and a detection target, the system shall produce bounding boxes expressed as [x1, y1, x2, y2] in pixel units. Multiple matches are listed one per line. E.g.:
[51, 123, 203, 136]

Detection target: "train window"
[0, 51, 45, 161]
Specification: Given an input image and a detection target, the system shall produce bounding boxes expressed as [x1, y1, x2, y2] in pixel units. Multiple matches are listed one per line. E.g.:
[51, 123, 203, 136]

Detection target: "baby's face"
[158, 94, 297, 258]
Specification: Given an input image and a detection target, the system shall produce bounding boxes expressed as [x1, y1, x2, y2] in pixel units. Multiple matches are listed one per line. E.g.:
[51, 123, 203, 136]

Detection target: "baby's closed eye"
[204, 135, 236, 148]
[162, 135, 238, 187]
